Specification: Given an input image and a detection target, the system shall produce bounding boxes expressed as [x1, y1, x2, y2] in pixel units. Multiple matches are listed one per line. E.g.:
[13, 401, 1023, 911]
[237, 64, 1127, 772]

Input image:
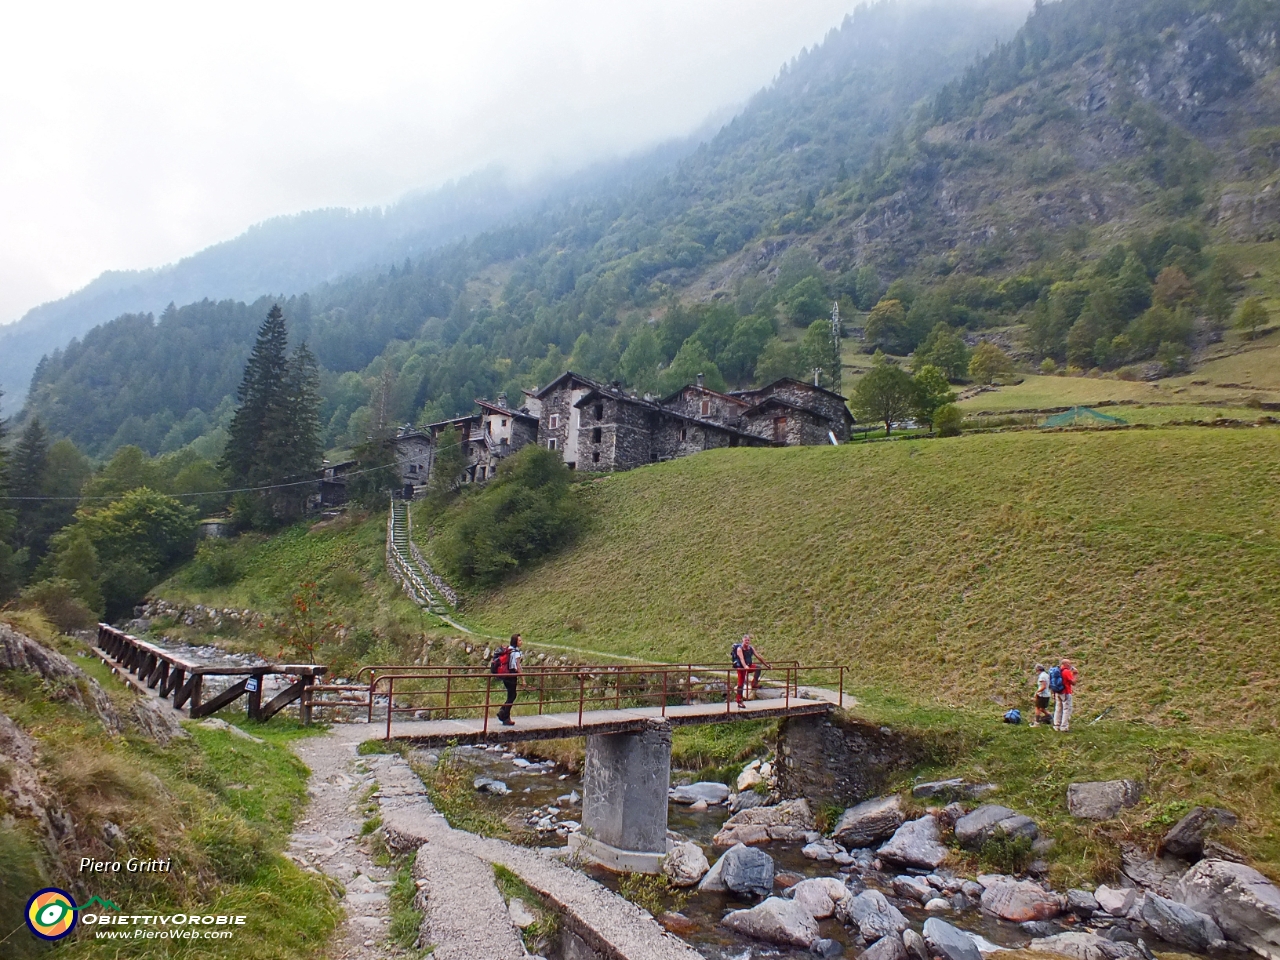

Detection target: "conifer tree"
[0, 393, 18, 599]
[220, 305, 322, 524]
[11, 418, 50, 564]
[221, 305, 290, 486]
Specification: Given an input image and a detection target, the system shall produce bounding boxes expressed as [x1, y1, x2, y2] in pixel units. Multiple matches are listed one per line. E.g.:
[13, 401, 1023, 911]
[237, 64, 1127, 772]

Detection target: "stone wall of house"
[576, 396, 656, 471]
[767, 382, 852, 441]
[663, 386, 749, 426]
[393, 435, 434, 489]
[775, 713, 934, 807]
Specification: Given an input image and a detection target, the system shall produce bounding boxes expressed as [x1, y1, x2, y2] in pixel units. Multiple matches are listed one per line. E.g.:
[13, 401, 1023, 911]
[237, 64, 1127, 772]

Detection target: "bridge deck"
[341, 696, 833, 746]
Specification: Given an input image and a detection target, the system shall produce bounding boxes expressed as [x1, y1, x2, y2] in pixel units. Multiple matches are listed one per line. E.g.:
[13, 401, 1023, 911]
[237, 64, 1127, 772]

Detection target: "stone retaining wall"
[775, 713, 934, 807]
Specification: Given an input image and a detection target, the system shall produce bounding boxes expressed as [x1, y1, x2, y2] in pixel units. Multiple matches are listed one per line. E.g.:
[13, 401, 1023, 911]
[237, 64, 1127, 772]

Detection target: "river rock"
[1067, 889, 1100, 917]
[877, 816, 949, 869]
[663, 841, 709, 887]
[922, 918, 982, 960]
[1094, 884, 1138, 916]
[813, 938, 844, 959]
[507, 898, 536, 929]
[737, 761, 764, 791]
[697, 845, 732, 892]
[720, 843, 776, 898]
[861, 933, 908, 960]
[1159, 806, 1239, 860]
[980, 877, 1064, 922]
[1067, 781, 1143, 820]
[903, 928, 929, 960]
[714, 798, 815, 845]
[1120, 843, 1187, 896]
[671, 781, 731, 805]
[1139, 892, 1223, 951]
[721, 896, 818, 948]
[472, 776, 510, 795]
[803, 838, 843, 861]
[833, 795, 906, 847]
[730, 789, 770, 812]
[961, 880, 985, 900]
[925, 898, 952, 912]
[1028, 932, 1144, 960]
[837, 890, 909, 942]
[954, 805, 1038, 848]
[1176, 858, 1280, 959]
[790, 877, 850, 920]
[912, 779, 997, 802]
[892, 875, 935, 904]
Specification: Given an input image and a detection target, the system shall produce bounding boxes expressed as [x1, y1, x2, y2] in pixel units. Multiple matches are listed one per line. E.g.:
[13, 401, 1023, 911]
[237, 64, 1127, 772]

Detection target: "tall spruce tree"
[220, 305, 322, 523]
[11, 417, 50, 567]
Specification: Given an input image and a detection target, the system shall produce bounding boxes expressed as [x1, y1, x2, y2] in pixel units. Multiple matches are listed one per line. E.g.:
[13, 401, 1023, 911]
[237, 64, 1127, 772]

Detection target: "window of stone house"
[680, 427, 687, 441]
[594, 404, 603, 419]
[548, 438, 557, 450]
[501, 419, 507, 427]
[701, 399, 711, 416]
[593, 451, 600, 463]
[592, 427, 602, 443]
[549, 414, 560, 429]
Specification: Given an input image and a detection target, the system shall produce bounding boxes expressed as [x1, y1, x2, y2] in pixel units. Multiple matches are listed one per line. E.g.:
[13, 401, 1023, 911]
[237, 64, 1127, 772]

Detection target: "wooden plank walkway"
[335, 695, 834, 746]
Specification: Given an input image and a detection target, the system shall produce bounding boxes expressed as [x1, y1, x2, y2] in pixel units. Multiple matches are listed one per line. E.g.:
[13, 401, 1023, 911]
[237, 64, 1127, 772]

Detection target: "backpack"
[730, 643, 743, 668]
[1003, 709, 1022, 724]
[1047, 666, 1065, 693]
[490, 646, 512, 675]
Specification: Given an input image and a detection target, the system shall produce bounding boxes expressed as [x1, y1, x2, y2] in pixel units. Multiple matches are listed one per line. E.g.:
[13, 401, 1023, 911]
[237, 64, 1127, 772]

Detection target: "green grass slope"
[464, 428, 1280, 729]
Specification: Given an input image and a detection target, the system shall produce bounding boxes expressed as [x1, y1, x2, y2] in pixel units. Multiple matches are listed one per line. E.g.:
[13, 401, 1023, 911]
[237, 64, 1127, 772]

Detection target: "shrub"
[18, 579, 97, 632]
[979, 832, 1034, 874]
[184, 539, 243, 588]
[934, 404, 963, 437]
[1039, 358, 1056, 374]
[433, 445, 580, 587]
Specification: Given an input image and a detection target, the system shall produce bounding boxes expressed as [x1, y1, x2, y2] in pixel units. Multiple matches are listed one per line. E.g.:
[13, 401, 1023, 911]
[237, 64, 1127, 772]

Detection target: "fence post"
[301, 676, 313, 726]
[839, 666, 844, 709]
[577, 676, 585, 728]
[247, 672, 264, 721]
[483, 676, 492, 735]
[385, 677, 394, 741]
[661, 670, 668, 718]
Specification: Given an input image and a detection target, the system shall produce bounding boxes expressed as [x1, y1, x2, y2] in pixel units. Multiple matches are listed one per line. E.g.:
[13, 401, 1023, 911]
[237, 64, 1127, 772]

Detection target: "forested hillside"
[18, 0, 1024, 455]
[17, 0, 1280, 458]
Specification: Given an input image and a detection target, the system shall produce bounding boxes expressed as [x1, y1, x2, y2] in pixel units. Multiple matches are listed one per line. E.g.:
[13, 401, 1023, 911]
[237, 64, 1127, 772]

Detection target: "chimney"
[497, 392, 508, 408]
[813, 368, 821, 387]
[696, 372, 705, 388]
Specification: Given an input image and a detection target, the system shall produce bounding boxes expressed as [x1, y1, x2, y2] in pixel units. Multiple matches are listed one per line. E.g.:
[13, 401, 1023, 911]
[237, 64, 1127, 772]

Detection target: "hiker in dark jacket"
[495, 634, 523, 726]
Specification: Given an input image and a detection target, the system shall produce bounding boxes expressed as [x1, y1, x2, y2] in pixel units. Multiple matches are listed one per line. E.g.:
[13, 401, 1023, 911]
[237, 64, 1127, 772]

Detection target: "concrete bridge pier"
[568, 717, 671, 873]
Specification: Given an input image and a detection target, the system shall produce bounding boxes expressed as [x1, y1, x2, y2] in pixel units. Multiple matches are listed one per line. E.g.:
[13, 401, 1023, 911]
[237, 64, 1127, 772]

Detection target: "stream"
[431, 745, 1134, 960]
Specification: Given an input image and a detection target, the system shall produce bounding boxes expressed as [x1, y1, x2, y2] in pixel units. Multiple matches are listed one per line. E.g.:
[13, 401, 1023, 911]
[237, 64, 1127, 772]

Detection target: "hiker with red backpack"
[492, 634, 523, 726]
[732, 635, 771, 708]
[1049, 658, 1077, 732]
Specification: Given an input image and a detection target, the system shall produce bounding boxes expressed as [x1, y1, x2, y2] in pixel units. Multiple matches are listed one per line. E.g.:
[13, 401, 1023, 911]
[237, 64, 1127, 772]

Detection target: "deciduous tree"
[1236, 297, 1269, 340]
[851, 356, 915, 436]
[968, 342, 1014, 384]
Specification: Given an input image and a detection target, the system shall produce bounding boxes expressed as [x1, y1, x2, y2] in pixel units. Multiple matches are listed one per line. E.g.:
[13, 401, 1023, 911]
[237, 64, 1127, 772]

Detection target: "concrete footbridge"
[314, 661, 848, 874]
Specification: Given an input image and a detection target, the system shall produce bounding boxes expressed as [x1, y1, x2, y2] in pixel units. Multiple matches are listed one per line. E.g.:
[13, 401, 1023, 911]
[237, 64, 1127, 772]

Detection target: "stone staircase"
[385, 500, 458, 615]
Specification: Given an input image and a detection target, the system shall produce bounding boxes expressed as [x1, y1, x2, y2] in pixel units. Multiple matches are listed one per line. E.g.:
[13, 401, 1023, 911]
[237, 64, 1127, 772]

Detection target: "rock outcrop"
[0, 624, 121, 732]
[1159, 806, 1239, 861]
[1138, 892, 1224, 952]
[1176, 858, 1280, 960]
[954, 804, 1038, 848]
[1028, 931, 1144, 960]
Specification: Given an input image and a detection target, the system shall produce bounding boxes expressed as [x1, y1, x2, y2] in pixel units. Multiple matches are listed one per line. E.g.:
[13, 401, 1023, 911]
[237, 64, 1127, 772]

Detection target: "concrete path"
[289, 737, 416, 960]
[373, 753, 704, 960]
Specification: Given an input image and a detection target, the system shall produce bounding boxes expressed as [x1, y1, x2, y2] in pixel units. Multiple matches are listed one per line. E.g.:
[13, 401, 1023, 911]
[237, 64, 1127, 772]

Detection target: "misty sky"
[0, 1, 869, 325]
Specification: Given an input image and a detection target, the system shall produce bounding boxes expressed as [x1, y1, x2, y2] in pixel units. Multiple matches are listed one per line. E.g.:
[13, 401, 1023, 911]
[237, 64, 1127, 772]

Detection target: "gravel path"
[290, 736, 416, 960]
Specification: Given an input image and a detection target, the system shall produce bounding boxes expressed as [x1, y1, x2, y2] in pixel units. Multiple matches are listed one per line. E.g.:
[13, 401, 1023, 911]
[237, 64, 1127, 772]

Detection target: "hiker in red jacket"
[1053, 658, 1077, 732]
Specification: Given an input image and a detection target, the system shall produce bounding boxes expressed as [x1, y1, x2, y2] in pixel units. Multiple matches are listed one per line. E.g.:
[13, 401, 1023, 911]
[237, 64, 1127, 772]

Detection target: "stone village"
[383, 370, 855, 495]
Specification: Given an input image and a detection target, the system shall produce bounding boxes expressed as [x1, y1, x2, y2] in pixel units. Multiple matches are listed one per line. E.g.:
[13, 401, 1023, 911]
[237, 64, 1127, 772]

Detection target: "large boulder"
[980, 877, 1064, 922]
[1176, 858, 1280, 959]
[892, 874, 935, 905]
[789, 877, 849, 920]
[722, 896, 818, 947]
[903, 928, 930, 960]
[713, 798, 814, 846]
[663, 841, 709, 887]
[1066, 781, 1143, 820]
[719, 843, 775, 898]
[954, 805, 1038, 849]
[1139, 892, 1223, 952]
[729, 789, 769, 813]
[877, 816, 949, 869]
[833, 795, 906, 848]
[837, 890, 909, 942]
[1028, 932, 1144, 960]
[670, 781, 731, 805]
[1159, 806, 1239, 861]
[922, 918, 982, 960]
[861, 933, 908, 960]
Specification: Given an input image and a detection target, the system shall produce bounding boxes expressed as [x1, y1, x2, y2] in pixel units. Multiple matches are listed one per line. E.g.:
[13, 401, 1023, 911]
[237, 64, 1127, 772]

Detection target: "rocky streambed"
[450, 747, 1280, 960]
